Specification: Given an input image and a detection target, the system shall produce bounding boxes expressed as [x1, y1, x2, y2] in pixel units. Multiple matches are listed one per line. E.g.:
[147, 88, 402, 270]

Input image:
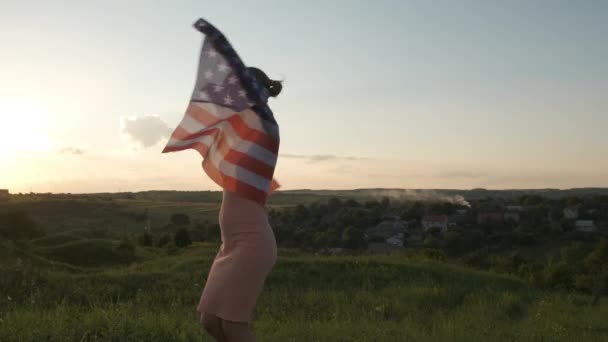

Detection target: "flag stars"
[218, 62, 230, 73]
[238, 90, 247, 98]
[213, 84, 224, 93]
[223, 95, 234, 105]
[227, 76, 238, 85]
[204, 71, 214, 80]
[197, 91, 210, 101]
[206, 50, 219, 58]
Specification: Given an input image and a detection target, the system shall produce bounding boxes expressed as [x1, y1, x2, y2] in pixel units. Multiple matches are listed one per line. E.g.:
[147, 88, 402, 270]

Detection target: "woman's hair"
[247, 67, 282, 97]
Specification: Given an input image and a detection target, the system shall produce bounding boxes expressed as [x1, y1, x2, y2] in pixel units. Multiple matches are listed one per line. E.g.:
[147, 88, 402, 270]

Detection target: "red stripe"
[165, 141, 278, 204]
[224, 149, 276, 180]
[226, 114, 279, 153]
[169, 126, 217, 142]
[163, 141, 209, 157]
[187, 102, 219, 126]
[202, 158, 268, 204]
[212, 129, 276, 179]
[185, 103, 279, 153]
[164, 132, 275, 180]
[270, 179, 281, 192]
[166, 125, 276, 179]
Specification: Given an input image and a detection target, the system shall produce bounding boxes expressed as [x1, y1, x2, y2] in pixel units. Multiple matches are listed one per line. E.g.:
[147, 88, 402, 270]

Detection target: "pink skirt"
[197, 190, 277, 322]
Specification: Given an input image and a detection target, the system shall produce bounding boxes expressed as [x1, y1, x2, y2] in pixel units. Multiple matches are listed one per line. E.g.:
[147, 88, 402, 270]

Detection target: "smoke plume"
[365, 189, 471, 207]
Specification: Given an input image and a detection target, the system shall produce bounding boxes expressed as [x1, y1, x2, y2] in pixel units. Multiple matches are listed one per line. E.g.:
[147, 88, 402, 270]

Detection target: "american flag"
[163, 19, 280, 204]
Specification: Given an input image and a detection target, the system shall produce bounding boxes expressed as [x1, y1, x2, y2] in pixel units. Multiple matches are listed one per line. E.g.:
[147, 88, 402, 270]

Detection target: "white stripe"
[166, 134, 214, 148]
[206, 141, 272, 192]
[173, 115, 278, 166]
[194, 102, 234, 119]
[239, 109, 279, 137]
[166, 129, 274, 192]
[191, 102, 279, 136]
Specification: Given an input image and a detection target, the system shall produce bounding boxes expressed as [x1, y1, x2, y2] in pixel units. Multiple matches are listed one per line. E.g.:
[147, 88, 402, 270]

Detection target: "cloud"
[121, 115, 172, 148]
[59, 147, 86, 155]
[280, 153, 367, 163]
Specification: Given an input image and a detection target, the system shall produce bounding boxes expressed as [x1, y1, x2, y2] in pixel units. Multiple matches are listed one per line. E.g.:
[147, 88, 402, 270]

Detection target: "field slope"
[1, 241, 607, 341]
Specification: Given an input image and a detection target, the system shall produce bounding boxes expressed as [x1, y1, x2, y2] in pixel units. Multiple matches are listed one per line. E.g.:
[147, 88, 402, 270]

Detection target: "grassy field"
[1, 239, 607, 341]
[2, 191, 608, 341]
[0, 191, 316, 237]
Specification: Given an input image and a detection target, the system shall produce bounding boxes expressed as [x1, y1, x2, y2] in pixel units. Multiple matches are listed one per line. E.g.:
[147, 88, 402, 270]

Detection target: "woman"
[162, 19, 282, 341]
[198, 67, 283, 342]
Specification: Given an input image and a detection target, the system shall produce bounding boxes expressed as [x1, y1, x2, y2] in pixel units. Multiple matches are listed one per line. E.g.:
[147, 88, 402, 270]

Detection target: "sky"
[0, 0, 607, 193]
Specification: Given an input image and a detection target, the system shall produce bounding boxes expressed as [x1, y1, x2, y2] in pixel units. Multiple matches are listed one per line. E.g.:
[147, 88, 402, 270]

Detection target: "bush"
[42, 239, 134, 267]
[423, 235, 440, 249]
[0, 211, 43, 240]
[138, 232, 153, 247]
[174, 228, 192, 248]
[170, 213, 190, 226]
[115, 238, 136, 263]
[342, 226, 366, 250]
[157, 233, 172, 247]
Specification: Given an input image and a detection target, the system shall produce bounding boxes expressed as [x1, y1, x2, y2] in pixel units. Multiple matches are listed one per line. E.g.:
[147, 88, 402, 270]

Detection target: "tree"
[403, 202, 424, 221]
[328, 198, 343, 212]
[585, 239, 608, 271]
[423, 235, 440, 249]
[157, 233, 172, 247]
[170, 213, 191, 226]
[380, 197, 390, 210]
[115, 238, 136, 263]
[138, 232, 153, 247]
[519, 195, 544, 206]
[342, 226, 366, 249]
[174, 228, 192, 248]
[293, 204, 309, 221]
[325, 227, 342, 247]
[345, 199, 361, 208]
[549, 206, 563, 221]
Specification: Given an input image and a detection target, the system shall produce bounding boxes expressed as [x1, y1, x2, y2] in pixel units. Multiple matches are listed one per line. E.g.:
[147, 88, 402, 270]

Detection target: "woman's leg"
[221, 319, 255, 342]
[200, 312, 227, 342]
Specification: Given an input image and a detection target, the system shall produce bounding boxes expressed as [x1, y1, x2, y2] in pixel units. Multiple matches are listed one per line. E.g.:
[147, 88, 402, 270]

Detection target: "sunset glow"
[0, 1, 606, 193]
[0, 100, 53, 159]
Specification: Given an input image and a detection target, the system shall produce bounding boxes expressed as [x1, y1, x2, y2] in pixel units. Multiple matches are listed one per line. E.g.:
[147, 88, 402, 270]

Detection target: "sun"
[0, 101, 53, 159]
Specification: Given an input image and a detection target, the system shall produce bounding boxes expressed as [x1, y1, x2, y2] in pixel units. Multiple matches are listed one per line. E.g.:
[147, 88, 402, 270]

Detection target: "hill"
[1, 242, 607, 341]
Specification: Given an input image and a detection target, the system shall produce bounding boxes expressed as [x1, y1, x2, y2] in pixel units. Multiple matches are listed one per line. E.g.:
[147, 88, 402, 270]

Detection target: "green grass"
[32, 233, 82, 247]
[1, 242, 607, 341]
[35, 239, 161, 268]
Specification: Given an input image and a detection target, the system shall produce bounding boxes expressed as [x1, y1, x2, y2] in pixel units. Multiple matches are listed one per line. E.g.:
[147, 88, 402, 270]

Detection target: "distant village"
[267, 194, 608, 255]
[361, 204, 604, 254]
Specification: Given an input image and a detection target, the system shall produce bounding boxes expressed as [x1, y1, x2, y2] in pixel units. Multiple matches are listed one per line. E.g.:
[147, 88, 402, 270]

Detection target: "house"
[504, 212, 520, 223]
[477, 212, 503, 224]
[449, 212, 467, 225]
[366, 219, 407, 241]
[575, 220, 596, 233]
[327, 247, 344, 255]
[386, 233, 404, 246]
[422, 215, 448, 233]
[564, 207, 579, 220]
[0, 189, 8, 201]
